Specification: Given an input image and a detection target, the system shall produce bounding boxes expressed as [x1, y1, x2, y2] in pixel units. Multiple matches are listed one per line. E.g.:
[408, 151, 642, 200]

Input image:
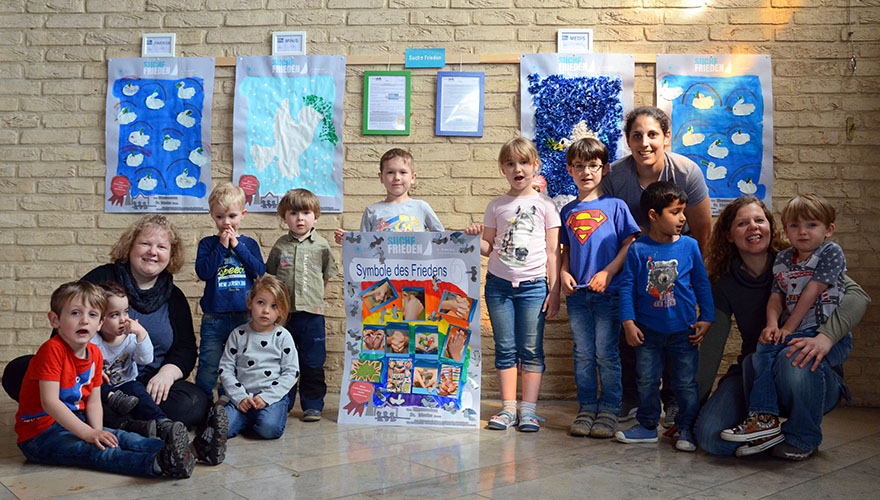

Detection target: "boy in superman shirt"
[559, 138, 640, 439]
[15, 281, 194, 478]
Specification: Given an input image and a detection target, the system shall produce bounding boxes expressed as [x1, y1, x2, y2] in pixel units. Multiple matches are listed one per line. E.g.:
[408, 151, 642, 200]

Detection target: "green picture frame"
[363, 70, 411, 135]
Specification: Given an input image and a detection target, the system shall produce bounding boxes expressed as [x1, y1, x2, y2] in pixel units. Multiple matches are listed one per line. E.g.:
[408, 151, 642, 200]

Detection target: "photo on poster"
[437, 290, 476, 322]
[437, 365, 461, 397]
[401, 286, 426, 321]
[360, 278, 398, 313]
[360, 324, 386, 357]
[440, 325, 470, 365]
[385, 322, 412, 357]
[414, 324, 440, 358]
[350, 359, 384, 383]
[386, 358, 413, 393]
[412, 361, 439, 395]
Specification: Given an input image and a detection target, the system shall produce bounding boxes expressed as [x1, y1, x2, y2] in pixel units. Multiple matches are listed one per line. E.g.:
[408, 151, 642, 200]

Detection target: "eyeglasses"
[570, 163, 603, 173]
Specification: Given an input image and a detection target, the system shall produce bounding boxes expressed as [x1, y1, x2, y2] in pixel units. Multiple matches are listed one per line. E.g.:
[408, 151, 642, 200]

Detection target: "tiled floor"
[0, 396, 878, 499]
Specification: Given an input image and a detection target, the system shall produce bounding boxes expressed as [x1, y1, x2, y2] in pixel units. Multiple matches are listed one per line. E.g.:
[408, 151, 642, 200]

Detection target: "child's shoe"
[735, 433, 785, 457]
[518, 412, 540, 432]
[156, 419, 195, 479]
[590, 411, 618, 439]
[618, 399, 638, 422]
[771, 440, 815, 461]
[156, 419, 185, 442]
[614, 424, 658, 443]
[487, 410, 517, 430]
[119, 418, 158, 438]
[302, 409, 322, 422]
[569, 411, 595, 437]
[720, 412, 781, 442]
[193, 404, 229, 465]
[675, 427, 697, 452]
[662, 401, 679, 428]
[106, 391, 139, 415]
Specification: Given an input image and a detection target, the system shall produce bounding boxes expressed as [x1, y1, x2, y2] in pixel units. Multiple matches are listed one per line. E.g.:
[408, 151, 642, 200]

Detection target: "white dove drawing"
[250, 98, 324, 180]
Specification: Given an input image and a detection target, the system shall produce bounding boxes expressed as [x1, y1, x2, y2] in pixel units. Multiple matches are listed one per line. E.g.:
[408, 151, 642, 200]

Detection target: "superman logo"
[566, 209, 607, 244]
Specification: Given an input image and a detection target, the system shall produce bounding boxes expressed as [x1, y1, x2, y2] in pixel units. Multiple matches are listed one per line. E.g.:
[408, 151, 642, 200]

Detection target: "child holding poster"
[469, 137, 561, 432]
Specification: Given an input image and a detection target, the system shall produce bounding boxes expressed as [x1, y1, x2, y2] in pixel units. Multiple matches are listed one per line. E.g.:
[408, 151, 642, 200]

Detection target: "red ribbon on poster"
[342, 381, 373, 417]
[238, 175, 259, 205]
[108, 176, 131, 206]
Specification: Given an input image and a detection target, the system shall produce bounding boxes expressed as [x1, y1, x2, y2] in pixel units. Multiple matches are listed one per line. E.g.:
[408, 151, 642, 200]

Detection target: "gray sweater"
[219, 323, 299, 406]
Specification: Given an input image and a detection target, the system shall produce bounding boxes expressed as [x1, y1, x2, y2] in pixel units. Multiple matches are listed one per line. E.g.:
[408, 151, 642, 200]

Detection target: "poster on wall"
[105, 57, 215, 212]
[656, 54, 773, 215]
[338, 232, 481, 428]
[233, 55, 345, 213]
[520, 53, 634, 207]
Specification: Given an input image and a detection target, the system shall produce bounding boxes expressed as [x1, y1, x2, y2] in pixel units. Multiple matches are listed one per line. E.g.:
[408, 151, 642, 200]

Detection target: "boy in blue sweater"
[615, 181, 714, 452]
[195, 183, 266, 397]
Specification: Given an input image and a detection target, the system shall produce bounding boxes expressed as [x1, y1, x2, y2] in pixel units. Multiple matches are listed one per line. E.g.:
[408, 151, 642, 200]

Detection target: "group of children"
[15, 109, 847, 477]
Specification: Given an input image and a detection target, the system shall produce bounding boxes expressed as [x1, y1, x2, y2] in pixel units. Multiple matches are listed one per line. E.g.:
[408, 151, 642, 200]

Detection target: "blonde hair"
[705, 196, 786, 283]
[498, 137, 539, 166]
[277, 188, 321, 219]
[109, 215, 185, 275]
[781, 193, 836, 226]
[247, 275, 291, 325]
[379, 148, 414, 173]
[50, 281, 107, 316]
[208, 182, 246, 212]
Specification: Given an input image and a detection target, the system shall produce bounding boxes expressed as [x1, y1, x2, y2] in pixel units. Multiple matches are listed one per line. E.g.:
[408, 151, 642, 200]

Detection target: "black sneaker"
[662, 402, 679, 428]
[619, 399, 638, 422]
[106, 391, 139, 415]
[156, 419, 186, 442]
[156, 420, 195, 478]
[771, 440, 815, 461]
[193, 405, 228, 465]
[119, 418, 158, 438]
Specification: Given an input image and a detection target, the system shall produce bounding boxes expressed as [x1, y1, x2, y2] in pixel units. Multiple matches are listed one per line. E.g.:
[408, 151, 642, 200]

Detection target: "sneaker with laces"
[675, 427, 697, 452]
[156, 419, 185, 442]
[662, 402, 679, 428]
[619, 399, 638, 422]
[119, 418, 158, 438]
[720, 412, 781, 442]
[487, 410, 517, 430]
[614, 424, 658, 443]
[590, 411, 618, 438]
[735, 433, 785, 457]
[193, 405, 228, 465]
[569, 411, 596, 437]
[156, 420, 194, 478]
[518, 413, 540, 432]
[302, 409, 322, 422]
[106, 391, 139, 415]
[771, 440, 814, 461]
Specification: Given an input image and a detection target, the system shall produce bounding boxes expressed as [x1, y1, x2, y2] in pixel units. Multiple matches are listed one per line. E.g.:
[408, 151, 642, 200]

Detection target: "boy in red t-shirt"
[15, 281, 194, 478]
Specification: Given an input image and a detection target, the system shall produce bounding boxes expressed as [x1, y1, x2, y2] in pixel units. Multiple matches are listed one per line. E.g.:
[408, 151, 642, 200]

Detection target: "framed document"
[141, 33, 176, 58]
[272, 31, 306, 56]
[557, 29, 593, 53]
[435, 71, 484, 137]
[363, 71, 411, 135]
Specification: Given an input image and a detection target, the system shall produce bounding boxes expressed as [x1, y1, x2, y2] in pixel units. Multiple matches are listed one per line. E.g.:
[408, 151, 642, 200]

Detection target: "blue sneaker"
[675, 427, 697, 452]
[614, 424, 658, 443]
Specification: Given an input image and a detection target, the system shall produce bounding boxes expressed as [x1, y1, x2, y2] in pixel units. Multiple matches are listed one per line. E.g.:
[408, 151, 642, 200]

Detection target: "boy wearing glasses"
[559, 138, 640, 438]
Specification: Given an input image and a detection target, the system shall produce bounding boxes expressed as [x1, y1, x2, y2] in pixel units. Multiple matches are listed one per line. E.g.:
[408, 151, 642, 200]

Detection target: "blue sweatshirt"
[619, 234, 714, 333]
[196, 235, 265, 314]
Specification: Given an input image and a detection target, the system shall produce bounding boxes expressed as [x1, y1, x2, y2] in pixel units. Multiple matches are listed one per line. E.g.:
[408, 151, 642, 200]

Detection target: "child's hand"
[587, 271, 611, 293]
[102, 370, 111, 385]
[759, 325, 778, 345]
[252, 395, 267, 410]
[623, 321, 644, 347]
[560, 270, 578, 296]
[464, 223, 483, 236]
[445, 328, 468, 362]
[238, 397, 254, 413]
[334, 228, 345, 245]
[690, 321, 712, 345]
[126, 318, 148, 343]
[542, 292, 560, 320]
[388, 331, 408, 353]
[219, 229, 230, 248]
[85, 428, 118, 450]
[227, 229, 239, 249]
[776, 327, 792, 345]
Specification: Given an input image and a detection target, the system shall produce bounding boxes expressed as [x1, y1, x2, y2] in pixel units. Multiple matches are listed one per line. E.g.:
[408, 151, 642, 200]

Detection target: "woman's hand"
[786, 333, 834, 371]
[334, 228, 345, 245]
[145, 364, 181, 404]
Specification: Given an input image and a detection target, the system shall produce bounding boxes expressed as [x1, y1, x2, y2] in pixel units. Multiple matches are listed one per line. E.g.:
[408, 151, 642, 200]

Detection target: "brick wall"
[2, 1, 878, 405]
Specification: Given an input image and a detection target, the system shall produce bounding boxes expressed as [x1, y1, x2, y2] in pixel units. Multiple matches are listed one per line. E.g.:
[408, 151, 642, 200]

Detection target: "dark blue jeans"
[567, 289, 622, 414]
[224, 395, 289, 439]
[285, 312, 326, 412]
[749, 327, 817, 415]
[18, 413, 162, 477]
[634, 324, 699, 430]
[102, 379, 166, 421]
[196, 312, 250, 397]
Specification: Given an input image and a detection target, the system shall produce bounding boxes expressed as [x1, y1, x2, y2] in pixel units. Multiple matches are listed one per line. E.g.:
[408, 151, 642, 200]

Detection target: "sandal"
[518, 413, 541, 432]
[487, 410, 517, 430]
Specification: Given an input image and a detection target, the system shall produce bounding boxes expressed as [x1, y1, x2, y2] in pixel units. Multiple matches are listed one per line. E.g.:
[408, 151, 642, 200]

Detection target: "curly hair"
[108, 215, 185, 275]
[705, 196, 787, 283]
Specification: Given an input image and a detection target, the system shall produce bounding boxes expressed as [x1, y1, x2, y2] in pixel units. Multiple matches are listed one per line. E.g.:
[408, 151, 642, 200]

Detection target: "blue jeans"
[695, 338, 849, 455]
[224, 395, 289, 440]
[102, 379, 166, 421]
[567, 289, 622, 413]
[749, 327, 817, 415]
[286, 312, 327, 412]
[18, 413, 162, 477]
[196, 312, 250, 397]
[634, 325, 699, 430]
[484, 273, 547, 373]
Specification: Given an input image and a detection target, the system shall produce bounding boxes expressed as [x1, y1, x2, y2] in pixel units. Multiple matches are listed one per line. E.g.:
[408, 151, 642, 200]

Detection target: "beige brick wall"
[2, 1, 878, 405]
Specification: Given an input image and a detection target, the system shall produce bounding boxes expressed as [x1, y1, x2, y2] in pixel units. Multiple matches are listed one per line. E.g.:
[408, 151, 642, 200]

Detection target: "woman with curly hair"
[694, 196, 870, 459]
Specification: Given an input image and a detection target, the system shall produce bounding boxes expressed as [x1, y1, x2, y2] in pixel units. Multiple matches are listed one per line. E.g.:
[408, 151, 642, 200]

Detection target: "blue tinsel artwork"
[526, 73, 624, 198]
